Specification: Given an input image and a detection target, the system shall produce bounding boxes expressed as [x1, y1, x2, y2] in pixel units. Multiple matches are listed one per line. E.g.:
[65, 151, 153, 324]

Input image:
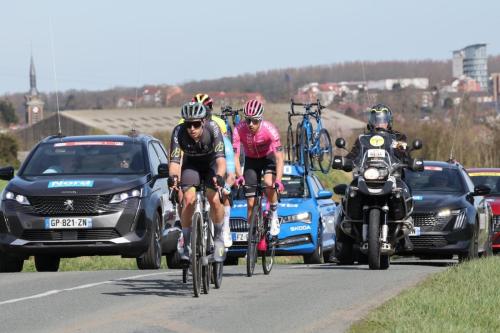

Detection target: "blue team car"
[226, 164, 336, 264]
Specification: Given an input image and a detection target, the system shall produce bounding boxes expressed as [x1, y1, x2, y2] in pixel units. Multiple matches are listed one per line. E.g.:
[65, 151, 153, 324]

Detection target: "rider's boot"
[213, 223, 226, 262]
[269, 203, 280, 236]
[179, 227, 192, 264]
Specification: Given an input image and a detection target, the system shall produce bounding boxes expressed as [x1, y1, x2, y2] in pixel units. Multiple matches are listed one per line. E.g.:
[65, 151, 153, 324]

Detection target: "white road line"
[0, 271, 174, 306]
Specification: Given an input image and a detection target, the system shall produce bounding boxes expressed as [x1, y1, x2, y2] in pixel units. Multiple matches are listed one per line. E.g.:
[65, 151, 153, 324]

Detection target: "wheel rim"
[318, 129, 333, 174]
[247, 203, 260, 277]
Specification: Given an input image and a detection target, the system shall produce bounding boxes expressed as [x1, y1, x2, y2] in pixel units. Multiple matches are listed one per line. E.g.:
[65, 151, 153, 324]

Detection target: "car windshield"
[233, 175, 308, 199]
[405, 166, 464, 193]
[468, 172, 500, 195]
[21, 141, 146, 176]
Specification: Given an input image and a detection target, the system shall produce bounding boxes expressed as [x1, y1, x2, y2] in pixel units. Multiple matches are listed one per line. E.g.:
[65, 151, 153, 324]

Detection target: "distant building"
[24, 55, 44, 126]
[452, 44, 488, 91]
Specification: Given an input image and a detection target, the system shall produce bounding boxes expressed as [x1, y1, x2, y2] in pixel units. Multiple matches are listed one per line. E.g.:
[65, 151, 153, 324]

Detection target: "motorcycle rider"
[341, 103, 414, 251]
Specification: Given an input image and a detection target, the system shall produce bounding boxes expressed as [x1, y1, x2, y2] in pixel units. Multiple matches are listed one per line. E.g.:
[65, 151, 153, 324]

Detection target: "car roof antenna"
[50, 17, 63, 138]
[448, 91, 465, 163]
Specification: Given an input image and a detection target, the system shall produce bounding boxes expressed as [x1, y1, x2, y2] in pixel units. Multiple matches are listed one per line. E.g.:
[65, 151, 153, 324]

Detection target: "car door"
[462, 167, 490, 250]
[151, 141, 174, 227]
[312, 175, 336, 251]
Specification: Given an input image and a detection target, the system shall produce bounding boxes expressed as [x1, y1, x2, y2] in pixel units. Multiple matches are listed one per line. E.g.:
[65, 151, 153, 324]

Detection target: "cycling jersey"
[223, 136, 235, 174]
[178, 115, 227, 136]
[170, 120, 225, 164]
[232, 120, 282, 158]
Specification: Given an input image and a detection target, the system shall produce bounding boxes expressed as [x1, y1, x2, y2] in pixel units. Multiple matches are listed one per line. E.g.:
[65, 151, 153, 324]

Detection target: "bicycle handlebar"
[290, 98, 326, 115]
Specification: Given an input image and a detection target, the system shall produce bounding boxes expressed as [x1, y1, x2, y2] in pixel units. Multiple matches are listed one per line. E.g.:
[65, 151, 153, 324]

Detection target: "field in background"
[349, 256, 500, 332]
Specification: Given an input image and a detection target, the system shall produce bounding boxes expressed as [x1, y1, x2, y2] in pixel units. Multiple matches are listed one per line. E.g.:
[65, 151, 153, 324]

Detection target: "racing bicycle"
[287, 99, 333, 174]
[245, 184, 281, 277]
[171, 183, 224, 297]
[218, 105, 242, 141]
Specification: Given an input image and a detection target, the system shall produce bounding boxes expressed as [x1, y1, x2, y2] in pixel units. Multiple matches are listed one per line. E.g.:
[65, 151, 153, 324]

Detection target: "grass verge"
[349, 256, 500, 333]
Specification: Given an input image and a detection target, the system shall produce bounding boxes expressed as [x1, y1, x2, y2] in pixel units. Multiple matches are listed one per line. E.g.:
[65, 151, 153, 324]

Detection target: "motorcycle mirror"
[333, 184, 347, 195]
[335, 138, 346, 149]
[412, 139, 423, 150]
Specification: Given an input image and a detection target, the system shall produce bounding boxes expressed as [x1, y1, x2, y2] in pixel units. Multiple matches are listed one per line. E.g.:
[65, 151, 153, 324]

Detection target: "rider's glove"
[275, 180, 285, 193]
[167, 175, 178, 188]
[214, 175, 225, 188]
[236, 176, 245, 186]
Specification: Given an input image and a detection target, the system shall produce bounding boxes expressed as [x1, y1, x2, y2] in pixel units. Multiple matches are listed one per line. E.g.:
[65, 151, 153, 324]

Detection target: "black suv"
[0, 134, 179, 272]
[402, 160, 493, 261]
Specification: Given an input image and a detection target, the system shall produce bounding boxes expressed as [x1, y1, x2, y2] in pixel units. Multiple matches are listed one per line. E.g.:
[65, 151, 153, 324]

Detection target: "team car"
[226, 163, 336, 264]
[402, 160, 493, 261]
[467, 168, 500, 253]
[0, 134, 179, 272]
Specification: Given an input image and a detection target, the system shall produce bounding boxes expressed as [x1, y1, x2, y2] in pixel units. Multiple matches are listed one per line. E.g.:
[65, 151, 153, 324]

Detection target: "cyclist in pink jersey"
[233, 99, 284, 236]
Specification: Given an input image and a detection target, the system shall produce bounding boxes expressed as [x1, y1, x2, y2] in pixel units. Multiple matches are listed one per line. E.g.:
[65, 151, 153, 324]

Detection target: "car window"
[152, 142, 168, 164]
[469, 172, 500, 195]
[21, 141, 146, 176]
[148, 143, 161, 176]
[405, 167, 464, 193]
[461, 168, 475, 192]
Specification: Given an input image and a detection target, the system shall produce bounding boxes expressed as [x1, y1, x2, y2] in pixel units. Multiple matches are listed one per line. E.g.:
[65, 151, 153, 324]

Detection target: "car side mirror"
[335, 138, 346, 149]
[412, 139, 423, 151]
[316, 190, 333, 200]
[157, 163, 169, 179]
[473, 184, 490, 196]
[0, 166, 14, 181]
[333, 184, 347, 195]
[411, 158, 424, 172]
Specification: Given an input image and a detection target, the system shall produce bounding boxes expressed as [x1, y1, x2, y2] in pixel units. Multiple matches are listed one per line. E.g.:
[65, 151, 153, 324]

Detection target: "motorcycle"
[332, 131, 423, 270]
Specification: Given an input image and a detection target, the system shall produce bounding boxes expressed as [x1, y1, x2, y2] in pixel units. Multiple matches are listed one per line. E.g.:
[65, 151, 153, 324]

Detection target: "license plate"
[232, 232, 248, 242]
[44, 217, 93, 229]
[409, 226, 420, 236]
[367, 149, 386, 158]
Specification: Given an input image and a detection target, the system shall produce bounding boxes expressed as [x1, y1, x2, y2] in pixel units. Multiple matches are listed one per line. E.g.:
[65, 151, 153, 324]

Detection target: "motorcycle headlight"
[363, 168, 380, 180]
[110, 188, 143, 204]
[281, 212, 312, 224]
[4, 191, 30, 205]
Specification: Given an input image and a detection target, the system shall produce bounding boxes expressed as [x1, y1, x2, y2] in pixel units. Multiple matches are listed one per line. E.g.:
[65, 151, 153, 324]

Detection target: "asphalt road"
[0, 259, 449, 333]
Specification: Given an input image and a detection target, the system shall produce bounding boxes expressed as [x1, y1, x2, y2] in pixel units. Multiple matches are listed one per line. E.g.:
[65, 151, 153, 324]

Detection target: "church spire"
[29, 53, 38, 96]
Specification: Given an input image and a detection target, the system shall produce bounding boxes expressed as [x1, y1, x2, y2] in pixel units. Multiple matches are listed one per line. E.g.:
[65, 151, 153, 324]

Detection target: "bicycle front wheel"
[318, 128, 333, 174]
[246, 201, 261, 277]
[213, 262, 223, 289]
[262, 236, 276, 275]
[298, 127, 310, 173]
[191, 212, 203, 297]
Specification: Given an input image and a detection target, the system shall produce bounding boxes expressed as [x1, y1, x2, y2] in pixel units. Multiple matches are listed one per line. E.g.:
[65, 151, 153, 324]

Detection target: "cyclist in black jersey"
[168, 102, 227, 263]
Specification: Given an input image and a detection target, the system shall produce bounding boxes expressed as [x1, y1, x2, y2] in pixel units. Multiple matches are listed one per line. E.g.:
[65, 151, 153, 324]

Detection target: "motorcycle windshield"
[356, 132, 401, 169]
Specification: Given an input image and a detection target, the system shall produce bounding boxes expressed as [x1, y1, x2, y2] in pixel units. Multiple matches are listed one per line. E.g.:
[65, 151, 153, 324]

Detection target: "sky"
[0, 0, 498, 95]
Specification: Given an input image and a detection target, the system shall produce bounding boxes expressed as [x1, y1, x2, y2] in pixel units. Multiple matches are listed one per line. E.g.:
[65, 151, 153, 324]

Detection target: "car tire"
[303, 224, 323, 264]
[459, 223, 479, 262]
[136, 211, 162, 270]
[34, 255, 60, 272]
[165, 251, 181, 269]
[224, 256, 239, 266]
[0, 252, 24, 273]
[479, 222, 494, 258]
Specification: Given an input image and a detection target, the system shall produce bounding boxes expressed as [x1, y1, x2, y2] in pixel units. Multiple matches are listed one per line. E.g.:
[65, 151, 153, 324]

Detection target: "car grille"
[409, 235, 448, 248]
[230, 218, 248, 232]
[493, 215, 500, 232]
[21, 228, 121, 241]
[413, 213, 451, 231]
[27, 195, 124, 216]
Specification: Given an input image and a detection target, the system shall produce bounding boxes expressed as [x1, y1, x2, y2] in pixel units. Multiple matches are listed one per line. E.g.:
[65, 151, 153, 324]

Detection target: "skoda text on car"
[402, 161, 493, 261]
[0, 135, 179, 272]
[467, 168, 500, 253]
[226, 164, 336, 265]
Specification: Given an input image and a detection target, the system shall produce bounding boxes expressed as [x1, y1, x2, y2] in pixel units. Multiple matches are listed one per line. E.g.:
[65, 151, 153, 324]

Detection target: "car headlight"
[110, 188, 143, 204]
[437, 208, 462, 218]
[363, 168, 380, 180]
[436, 208, 466, 229]
[4, 191, 30, 205]
[281, 212, 312, 224]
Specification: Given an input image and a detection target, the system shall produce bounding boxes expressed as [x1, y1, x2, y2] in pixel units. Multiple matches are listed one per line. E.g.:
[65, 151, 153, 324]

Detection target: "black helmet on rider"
[367, 104, 393, 130]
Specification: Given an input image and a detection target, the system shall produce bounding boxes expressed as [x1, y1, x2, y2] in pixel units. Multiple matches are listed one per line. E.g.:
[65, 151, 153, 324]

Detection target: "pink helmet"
[244, 99, 264, 119]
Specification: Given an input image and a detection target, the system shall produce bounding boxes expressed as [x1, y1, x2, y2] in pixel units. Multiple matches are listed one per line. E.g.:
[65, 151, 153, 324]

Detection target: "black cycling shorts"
[181, 158, 217, 191]
[243, 155, 276, 197]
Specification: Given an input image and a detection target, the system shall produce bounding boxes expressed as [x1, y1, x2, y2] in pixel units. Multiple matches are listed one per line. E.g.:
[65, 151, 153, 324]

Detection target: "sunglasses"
[185, 121, 203, 129]
[245, 118, 261, 125]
